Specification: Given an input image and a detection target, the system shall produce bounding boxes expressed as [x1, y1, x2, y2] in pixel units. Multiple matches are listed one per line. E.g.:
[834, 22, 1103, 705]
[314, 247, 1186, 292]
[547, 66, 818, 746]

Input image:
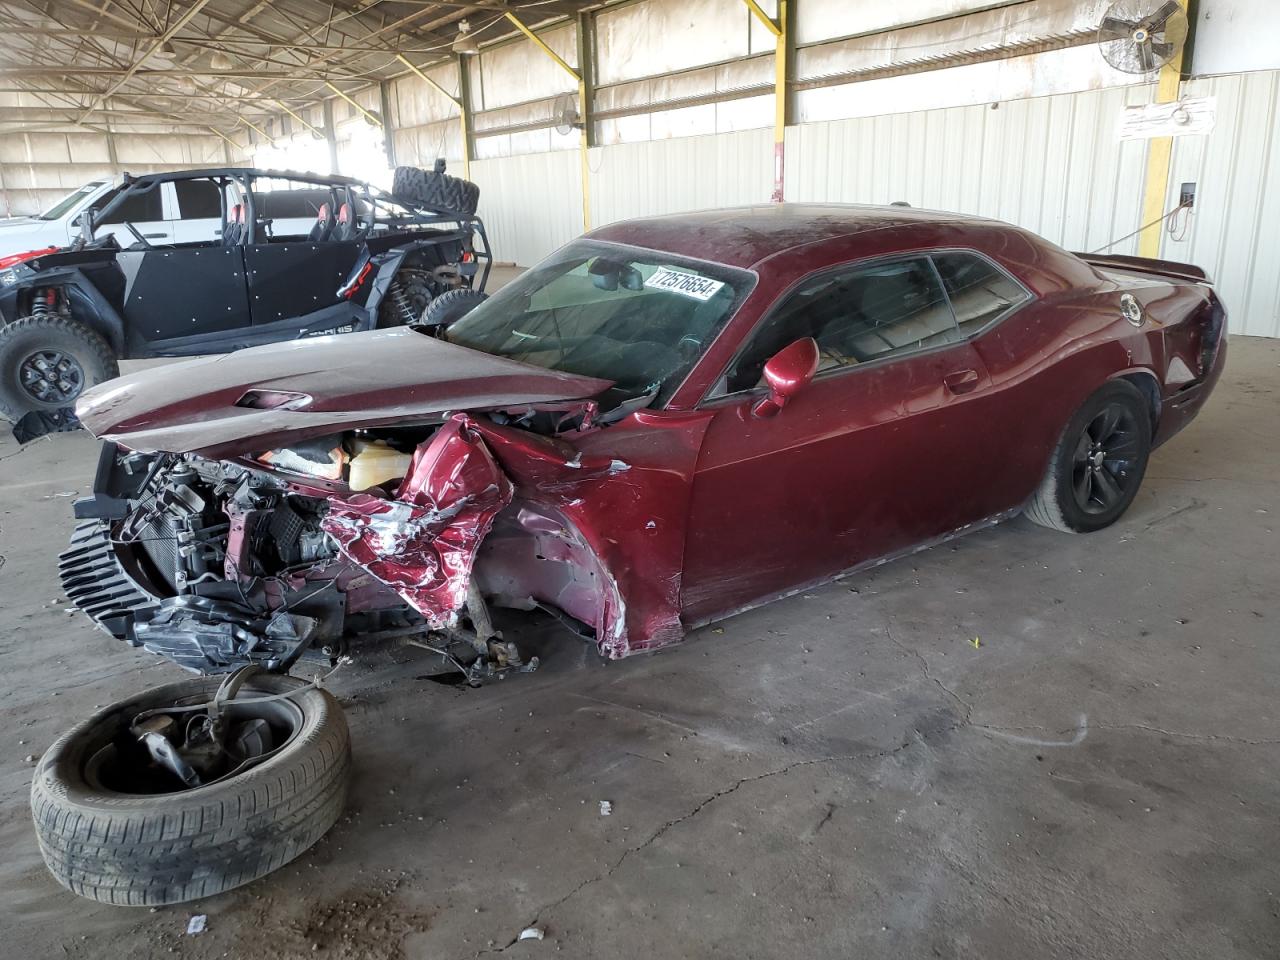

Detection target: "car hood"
[77, 327, 614, 458]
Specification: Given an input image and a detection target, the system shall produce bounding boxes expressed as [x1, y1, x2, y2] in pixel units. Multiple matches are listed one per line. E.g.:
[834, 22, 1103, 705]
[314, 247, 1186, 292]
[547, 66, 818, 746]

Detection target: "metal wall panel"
[595, 0, 754, 85]
[1165, 71, 1280, 338]
[0, 132, 244, 217]
[469, 150, 583, 267]
[786, 83, 1153, 254]
[590, 126, 774, 227]
[1192, 0, 1280, 77]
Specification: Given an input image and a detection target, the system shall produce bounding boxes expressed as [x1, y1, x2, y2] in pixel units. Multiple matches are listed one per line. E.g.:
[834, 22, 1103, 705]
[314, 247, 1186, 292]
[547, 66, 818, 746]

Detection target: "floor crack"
[882, 623, 974, 723]
[1094, 722, 1280, 746]
[0, 436, 49, 463]
[459, 723, 965, 959]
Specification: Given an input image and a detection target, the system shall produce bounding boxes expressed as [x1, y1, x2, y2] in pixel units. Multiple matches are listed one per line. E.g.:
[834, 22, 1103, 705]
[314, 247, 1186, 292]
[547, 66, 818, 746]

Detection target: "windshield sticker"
[644, 267, 725, 302]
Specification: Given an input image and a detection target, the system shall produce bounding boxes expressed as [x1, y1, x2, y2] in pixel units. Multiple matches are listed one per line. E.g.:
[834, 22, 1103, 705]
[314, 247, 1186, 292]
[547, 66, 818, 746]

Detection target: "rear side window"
[932, 252, 1030, 334]
[722, 256, 959, 392]
[173, 179, 222, 219]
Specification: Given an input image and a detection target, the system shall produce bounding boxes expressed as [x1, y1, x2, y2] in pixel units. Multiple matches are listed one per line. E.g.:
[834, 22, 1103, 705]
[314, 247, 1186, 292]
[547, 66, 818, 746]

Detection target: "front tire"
[31, 673, 350, 906]
[420, 287, 487, 328]
[0, 315, 118, 422]
[1024, 380, 1152, 533]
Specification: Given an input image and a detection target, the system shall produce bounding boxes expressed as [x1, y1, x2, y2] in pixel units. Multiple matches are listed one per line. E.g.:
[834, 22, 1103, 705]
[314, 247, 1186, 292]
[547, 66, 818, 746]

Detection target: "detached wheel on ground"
[1025, 379, 1152, 533]
[31, 672, 350, 906]
[420, 288, 488, 328]
[0, 315, 118, 422]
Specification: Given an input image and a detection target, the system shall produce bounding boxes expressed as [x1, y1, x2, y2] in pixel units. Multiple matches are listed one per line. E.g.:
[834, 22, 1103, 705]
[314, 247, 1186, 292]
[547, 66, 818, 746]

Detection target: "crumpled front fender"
[322, 417, 513, 624]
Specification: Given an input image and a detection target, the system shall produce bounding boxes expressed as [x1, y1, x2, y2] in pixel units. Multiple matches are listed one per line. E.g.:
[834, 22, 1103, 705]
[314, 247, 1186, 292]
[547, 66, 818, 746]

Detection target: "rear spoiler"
[1074, 252, 1210, 285]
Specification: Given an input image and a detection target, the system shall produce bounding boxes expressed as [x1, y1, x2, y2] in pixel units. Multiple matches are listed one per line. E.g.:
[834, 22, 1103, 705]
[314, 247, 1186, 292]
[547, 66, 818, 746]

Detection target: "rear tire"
[391, 165, 480, 215]
[31, 673, 350, 906]
[1025, 380, 1152, 533]
[0, 315, 118, 423]
[421, 288, 488, 328]
[377, 268, 433, 329]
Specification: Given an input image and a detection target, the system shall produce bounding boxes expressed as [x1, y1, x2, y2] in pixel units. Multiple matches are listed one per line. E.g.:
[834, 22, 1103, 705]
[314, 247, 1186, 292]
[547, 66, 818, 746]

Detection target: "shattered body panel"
[65, 204, 1229, 673]
[324, 418, 512, 625]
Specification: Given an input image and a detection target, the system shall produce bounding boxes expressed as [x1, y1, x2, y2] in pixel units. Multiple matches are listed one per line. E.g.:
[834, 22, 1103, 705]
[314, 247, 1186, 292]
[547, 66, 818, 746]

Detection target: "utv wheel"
[378, 268, 433, 328]
[31, 673, 350, 906]
[391, 165, 480, 216]
[1025, 380, 1152, 533]
[421, 288, 488, 328]
[0, 315, 118, 422]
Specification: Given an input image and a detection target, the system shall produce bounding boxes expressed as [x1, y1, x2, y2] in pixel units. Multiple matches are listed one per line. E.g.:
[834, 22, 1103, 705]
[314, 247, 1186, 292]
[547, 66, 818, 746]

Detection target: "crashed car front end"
[60, 405, 707, 677]
[59, 242, 753, 677]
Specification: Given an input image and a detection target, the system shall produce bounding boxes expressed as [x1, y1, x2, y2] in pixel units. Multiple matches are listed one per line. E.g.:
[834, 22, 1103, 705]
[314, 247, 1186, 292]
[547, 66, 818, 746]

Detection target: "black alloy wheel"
[1070, 401, 1142, 515]
[1024, 379, 1152, 534]
[18, 349, 85, 405]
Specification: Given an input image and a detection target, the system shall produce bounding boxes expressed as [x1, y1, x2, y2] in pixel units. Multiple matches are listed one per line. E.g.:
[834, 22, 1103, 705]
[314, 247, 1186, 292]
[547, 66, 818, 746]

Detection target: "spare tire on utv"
[0, 315, 118, 423]
[392, 163, 480, 216]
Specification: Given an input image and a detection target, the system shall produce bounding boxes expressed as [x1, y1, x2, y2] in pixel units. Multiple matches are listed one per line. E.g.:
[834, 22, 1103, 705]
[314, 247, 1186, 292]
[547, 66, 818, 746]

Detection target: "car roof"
[586, 203, 985, 270]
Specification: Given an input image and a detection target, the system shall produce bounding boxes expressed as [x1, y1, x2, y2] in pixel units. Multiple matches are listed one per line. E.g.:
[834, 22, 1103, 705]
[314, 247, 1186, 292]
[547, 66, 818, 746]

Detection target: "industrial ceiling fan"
[1097, 0, 1189, 75]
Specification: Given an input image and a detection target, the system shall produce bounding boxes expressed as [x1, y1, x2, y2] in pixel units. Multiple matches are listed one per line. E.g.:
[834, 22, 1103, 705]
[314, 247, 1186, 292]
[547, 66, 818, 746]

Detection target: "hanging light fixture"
[452, 20, 480, 56]
[148, 40, 179, 62]
[210, 49, 235, 71]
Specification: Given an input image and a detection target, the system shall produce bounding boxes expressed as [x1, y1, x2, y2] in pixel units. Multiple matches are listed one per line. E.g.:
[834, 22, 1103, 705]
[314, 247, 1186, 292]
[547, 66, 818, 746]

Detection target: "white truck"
[0, 177, 325, 257]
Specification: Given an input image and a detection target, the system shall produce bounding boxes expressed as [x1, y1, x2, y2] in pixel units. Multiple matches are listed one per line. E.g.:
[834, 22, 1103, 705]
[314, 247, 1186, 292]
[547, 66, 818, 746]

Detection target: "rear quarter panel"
[971, 276, 1218, 508]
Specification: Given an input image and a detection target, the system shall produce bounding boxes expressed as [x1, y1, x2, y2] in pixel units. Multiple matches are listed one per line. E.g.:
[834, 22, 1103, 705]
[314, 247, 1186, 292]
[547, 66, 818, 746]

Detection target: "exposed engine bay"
[60, 418, 563, 681]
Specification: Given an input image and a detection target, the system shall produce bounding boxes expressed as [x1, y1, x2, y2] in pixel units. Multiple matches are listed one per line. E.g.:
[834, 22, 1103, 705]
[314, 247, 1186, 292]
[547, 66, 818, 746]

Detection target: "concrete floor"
[0, 336, 1277, 960]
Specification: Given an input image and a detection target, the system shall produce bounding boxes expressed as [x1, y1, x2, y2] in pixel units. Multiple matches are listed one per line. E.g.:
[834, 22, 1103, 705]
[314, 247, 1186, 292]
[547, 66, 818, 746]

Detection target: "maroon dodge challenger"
[38, 204, 1226, 904]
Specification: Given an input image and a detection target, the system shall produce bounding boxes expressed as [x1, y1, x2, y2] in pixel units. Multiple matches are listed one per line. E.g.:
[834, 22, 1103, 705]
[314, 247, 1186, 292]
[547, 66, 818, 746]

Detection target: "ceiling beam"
[76, 0, 216, 122]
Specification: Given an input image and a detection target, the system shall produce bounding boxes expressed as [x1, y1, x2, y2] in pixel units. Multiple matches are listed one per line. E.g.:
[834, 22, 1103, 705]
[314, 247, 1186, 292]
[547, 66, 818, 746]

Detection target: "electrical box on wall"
[1180, 182, 1196, 207]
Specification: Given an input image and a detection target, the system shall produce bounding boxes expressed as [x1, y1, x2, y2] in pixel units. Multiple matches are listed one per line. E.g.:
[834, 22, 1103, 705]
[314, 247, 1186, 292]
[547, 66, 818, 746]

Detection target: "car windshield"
[445, 241, 752, 404]
[40, 182, 103, 220]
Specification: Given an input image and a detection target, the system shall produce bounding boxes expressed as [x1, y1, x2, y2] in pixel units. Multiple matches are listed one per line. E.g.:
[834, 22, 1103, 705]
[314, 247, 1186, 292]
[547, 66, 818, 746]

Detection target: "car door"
[116, 183, 252, 353]
[90, 182, 173, 247]
[243, 187, 361, 327]
[680, 253, 1004, 623]
[167, 177, 225, 244]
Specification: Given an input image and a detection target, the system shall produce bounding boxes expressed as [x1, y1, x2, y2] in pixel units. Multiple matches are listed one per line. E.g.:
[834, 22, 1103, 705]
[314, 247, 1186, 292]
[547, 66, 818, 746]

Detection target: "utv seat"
[308, 202, 335, 242]
[331, 202, 355, 242]
[222, 204, 246, 246]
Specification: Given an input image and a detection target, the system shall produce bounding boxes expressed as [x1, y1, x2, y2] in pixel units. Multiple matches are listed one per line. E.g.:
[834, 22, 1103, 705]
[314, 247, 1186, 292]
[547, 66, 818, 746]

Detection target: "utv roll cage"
[81, 167, 493, 289]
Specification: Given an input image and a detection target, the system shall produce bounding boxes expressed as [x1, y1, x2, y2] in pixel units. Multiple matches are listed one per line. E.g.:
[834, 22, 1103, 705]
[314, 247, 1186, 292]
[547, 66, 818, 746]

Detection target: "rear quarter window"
[932, 251, 1031, 334]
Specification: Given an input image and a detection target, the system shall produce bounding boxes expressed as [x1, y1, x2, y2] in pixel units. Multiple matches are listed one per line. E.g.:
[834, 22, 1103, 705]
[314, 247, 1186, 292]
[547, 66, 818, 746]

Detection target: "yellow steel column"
[743, 0, 786, 201]
[274, 101, 325, 140]
[1138, 0, 1189, 258]
[504, 12, 590, 232]
[395, 53, 470, 180]
[324, 81, 384, 127]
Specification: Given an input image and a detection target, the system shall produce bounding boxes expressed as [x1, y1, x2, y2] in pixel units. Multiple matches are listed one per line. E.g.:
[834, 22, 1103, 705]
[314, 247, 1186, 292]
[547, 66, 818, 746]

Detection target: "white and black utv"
[0, 163, 492, 438]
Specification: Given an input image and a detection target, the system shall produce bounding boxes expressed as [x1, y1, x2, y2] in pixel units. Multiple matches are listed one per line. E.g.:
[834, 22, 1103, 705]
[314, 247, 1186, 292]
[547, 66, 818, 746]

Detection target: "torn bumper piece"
[135, 597, 320, 674]
[321, 416, 513, 625]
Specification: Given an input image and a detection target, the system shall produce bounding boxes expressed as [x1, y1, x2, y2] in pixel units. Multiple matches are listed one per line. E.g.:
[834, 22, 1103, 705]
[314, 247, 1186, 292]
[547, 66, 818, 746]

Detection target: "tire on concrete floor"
[30, 673, 350, 906]
[0, 315, 118, 423]
[420, 288, 488, 328]
[1024, 379, 1152, 534]
[391, 165, 480, 215]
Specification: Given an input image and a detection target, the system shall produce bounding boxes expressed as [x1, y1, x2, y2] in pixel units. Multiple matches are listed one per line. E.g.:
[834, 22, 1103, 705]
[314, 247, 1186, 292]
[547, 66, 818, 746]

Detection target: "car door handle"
[942, 368, 980, 394]
[142, 232, 167, 238]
